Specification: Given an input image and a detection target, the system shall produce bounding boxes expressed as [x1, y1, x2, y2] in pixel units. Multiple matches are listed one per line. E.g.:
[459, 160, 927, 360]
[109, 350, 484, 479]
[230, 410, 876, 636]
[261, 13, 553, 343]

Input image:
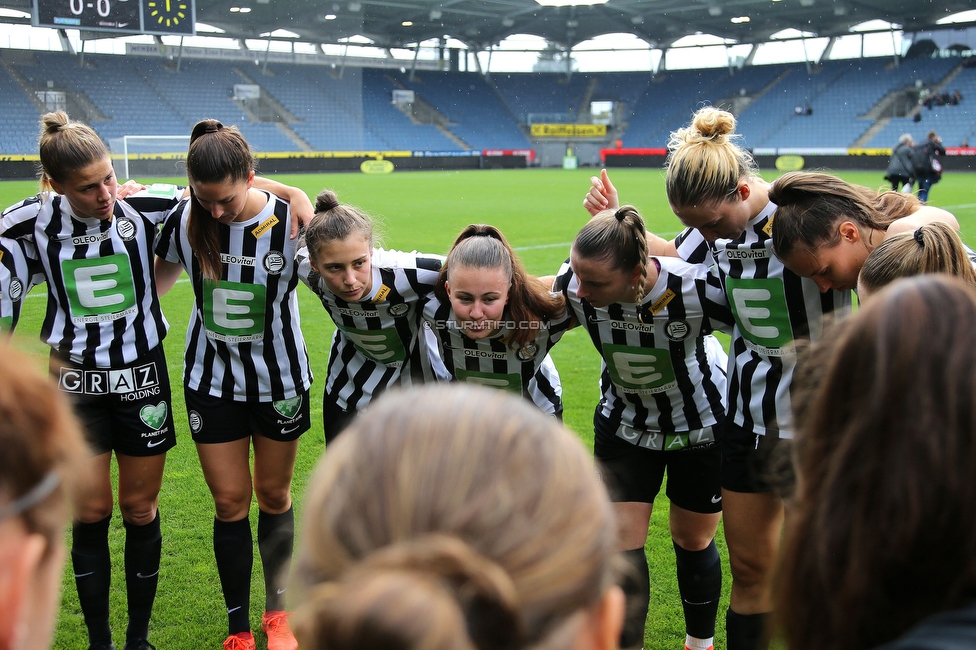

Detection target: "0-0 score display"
[32, 0, 194, 35]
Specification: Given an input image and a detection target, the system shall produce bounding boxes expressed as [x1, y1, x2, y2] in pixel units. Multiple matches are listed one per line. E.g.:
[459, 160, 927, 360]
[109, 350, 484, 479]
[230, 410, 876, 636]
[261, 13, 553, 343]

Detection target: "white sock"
[685, 635, 714, 650]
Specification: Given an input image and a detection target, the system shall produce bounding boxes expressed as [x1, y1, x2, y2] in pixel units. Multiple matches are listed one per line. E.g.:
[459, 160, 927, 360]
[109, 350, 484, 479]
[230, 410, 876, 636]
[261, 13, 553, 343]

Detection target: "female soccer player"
[154, 120, 312, 650]
[778, 275, 976, 650]
[297, 189, 443, 442]
[0, 236, 38, 335]
[0, 112, 189, 650]
[768, 171, 959, 294]
[291, 384, 624, 650]
[584, 107, 852, 650]
[857, 222, 976, 300]
[423, 224, 570, 416]
[554, 205, 733, 650]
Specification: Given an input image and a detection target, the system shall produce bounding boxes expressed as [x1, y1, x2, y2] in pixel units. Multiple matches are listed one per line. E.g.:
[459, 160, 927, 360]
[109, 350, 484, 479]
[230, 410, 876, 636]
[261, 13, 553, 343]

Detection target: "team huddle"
[0, 106, 967, 650]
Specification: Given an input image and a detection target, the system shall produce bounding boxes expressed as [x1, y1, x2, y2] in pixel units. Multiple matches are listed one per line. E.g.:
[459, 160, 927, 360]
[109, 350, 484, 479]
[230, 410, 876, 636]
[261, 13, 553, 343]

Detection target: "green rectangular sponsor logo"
[62, 254, 137, 320]
[337, 325, 407, 365]
[454, 368, 522, 393]
[602, 344, 677, 393]
[203, 279, 267, 339]
[725, 277, 794, 350]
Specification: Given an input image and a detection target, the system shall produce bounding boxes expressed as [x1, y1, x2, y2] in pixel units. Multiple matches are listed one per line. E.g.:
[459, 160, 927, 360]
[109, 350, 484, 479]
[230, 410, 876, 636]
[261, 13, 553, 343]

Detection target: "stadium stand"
[0, 50, 973, 156]
[390, 70, 532, 149]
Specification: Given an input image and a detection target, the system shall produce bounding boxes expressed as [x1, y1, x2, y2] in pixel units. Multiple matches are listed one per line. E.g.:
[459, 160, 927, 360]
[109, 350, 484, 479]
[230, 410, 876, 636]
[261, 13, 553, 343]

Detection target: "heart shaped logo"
[273, 396, 302, 419]
[140, 402, 168, 430]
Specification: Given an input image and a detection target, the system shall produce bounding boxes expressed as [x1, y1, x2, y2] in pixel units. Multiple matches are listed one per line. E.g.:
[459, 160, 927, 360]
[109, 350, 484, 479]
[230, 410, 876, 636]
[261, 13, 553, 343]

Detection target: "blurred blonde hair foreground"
[291, 384, 624, 650]
[0, 343, 91, 650]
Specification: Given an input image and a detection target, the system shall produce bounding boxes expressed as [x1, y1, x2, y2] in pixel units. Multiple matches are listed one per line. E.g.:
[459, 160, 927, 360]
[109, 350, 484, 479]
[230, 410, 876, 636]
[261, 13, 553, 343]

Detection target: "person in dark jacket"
[913, 131, 946, 203]
[884, 133, 915, 191]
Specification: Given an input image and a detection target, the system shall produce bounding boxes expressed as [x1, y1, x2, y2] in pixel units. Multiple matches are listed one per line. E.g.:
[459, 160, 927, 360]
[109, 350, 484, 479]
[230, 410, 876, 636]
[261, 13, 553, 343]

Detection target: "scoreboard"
[32, 0, 195, 35]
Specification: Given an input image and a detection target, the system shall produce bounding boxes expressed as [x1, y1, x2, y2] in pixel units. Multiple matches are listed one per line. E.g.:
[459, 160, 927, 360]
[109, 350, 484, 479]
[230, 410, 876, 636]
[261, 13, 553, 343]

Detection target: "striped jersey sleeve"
[706, 201, 852, 438]
[420, 294, 572, 415]
[296, 246, 443, 412]
[0, 236, 41, 335]
[155, 191, 312, 402]
[555, 256, 729, 447]
[1, 192, 173, 366]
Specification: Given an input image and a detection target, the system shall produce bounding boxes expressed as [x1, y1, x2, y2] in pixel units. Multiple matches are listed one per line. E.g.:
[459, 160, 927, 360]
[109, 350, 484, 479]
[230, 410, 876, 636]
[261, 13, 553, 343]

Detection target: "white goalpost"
[108, 135, 191, 180]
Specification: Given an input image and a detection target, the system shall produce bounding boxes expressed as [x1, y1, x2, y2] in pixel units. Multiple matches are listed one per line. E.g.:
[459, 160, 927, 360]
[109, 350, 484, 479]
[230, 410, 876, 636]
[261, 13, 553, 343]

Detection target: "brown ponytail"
[436, 224, 565, 348]
[185, 119, 255, 281]
[769, 171, 921, 260]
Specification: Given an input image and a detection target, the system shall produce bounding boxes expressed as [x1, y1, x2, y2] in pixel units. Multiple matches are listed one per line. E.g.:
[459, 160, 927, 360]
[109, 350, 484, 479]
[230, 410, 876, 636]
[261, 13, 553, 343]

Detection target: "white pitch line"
[512, 231, 683, 252]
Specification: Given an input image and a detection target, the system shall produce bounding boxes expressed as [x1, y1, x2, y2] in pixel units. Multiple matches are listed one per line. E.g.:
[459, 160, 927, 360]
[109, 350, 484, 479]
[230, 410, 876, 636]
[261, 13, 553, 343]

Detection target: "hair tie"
[914, 227, 925, 245]
[204, 122, 223, 134]
[614, 209, 626, 222]
[319, 198, 339, 212]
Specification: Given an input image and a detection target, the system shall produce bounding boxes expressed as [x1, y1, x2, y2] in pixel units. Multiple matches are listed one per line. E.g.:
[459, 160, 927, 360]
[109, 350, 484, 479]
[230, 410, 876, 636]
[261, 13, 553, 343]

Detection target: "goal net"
[108, 135, 191, 180]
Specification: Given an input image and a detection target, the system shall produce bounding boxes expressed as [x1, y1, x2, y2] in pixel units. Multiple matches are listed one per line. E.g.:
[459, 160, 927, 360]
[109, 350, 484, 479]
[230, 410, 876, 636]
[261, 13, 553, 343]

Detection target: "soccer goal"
[108, 135, 191, 180]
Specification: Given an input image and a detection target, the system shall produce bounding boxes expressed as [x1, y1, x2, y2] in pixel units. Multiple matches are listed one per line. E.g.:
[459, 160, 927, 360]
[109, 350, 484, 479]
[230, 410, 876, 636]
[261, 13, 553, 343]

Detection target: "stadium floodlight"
[535, 0, 608, 6]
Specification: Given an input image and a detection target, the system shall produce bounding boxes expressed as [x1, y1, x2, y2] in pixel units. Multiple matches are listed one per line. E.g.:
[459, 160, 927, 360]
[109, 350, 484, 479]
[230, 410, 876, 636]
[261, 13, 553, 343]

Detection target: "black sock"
[726, 609, 769, 650]
[72, 515, 113, 646]
[257, 506, 294, 612]
[620, 547, 650, 649]
[214, 516, 253, 635]
[674, 540, 721, 640]
[123, 511, 161, 642]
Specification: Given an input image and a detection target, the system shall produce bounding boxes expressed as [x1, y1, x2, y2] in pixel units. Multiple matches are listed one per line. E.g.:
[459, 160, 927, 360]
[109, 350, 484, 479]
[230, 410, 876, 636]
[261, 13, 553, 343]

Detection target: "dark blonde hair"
[0, 344, 90, 557]
[292, 384, 618, 650]
[304, 189, 376, 260]
[37, 111, 109, 191]
[185, 119, 255, 281]
[779, 275, 976, 650]
[858, 222, 976, 295]
[665, 106, 759, 210]
[572, 206, 650, 305]
[769, 171, 921, 260]
[436, 224, 565, 348]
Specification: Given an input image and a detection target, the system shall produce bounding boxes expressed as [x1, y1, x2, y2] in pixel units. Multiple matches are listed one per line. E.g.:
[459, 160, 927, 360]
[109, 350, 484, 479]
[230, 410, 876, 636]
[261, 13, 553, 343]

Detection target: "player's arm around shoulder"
[886, 206, 959, 239]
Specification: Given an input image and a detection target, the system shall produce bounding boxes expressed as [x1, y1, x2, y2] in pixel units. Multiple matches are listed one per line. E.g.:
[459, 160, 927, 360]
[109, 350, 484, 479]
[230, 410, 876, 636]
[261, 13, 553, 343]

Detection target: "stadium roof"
[2, 0, 974, 52]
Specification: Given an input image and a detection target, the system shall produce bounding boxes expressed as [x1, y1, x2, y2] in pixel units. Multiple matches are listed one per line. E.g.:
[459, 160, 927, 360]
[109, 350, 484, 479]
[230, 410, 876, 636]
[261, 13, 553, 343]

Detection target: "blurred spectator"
[884, 133, 915, 191]
[913, 131, 946, 203]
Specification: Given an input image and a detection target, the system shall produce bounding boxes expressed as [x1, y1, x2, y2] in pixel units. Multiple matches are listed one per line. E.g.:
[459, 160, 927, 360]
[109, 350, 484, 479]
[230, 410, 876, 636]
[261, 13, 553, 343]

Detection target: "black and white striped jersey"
[421, 294, 572, 415]
[0, 236, 41, 335]
[555, 256, 733, 447]
[675, 201, 852, 439]
[155, 191, 312, 402]
[0, 186, 183, 365]
[296, 246, 443, 412]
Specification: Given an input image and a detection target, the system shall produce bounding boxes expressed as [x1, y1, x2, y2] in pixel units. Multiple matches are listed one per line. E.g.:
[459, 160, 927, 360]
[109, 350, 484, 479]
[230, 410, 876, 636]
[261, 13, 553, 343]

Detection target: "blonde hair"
[37, 111, 109, 192]
[292, 384, 618, 650]
[665, 106, 759, 210]
[858, 222, 976, 294]
[0, 344, 90, 557]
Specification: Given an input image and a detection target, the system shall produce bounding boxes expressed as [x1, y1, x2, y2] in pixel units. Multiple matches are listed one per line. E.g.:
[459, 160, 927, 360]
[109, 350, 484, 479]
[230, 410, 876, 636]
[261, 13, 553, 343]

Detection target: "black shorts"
[323, 392, 358, 446]
[593, 411, 723, 514]
[720, 420, 795, 495]
[52, 345, 176, 457]
[186, 387, 311, 444]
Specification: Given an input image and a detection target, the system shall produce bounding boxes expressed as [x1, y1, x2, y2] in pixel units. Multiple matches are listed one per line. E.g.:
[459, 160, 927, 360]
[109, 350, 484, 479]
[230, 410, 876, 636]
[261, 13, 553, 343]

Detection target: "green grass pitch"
[4, 167, 975, 650]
